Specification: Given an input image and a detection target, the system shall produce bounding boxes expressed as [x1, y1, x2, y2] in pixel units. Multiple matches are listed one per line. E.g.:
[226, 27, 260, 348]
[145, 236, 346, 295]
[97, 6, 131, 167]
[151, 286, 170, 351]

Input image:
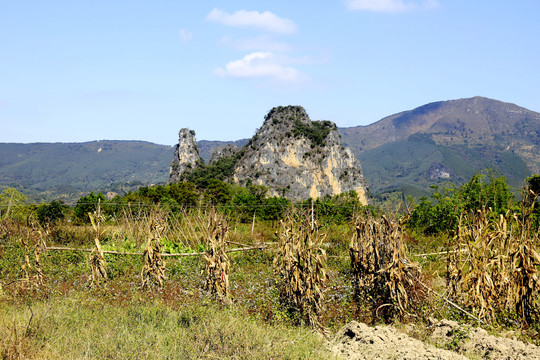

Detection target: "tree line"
[2, 170, 539, 232]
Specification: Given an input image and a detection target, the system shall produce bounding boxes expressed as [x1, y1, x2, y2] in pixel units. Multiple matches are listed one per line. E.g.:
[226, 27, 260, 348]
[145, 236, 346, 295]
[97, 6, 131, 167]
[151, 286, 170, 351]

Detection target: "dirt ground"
[330, 318, 540, 360]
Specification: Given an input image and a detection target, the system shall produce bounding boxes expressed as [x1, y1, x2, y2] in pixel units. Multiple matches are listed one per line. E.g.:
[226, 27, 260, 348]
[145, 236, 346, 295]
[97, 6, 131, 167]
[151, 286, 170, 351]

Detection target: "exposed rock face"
[169, 128, 201, 183]
[209, 144, 240, 164]
[427, 162, 453, 180]
[233, 106, 370, 203]
[168, 106, 370, 204]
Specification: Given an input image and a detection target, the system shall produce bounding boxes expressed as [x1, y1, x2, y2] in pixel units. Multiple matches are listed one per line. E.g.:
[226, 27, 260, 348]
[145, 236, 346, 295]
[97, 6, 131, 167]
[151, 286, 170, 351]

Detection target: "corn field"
[141, 211, 167, 289]
[273, 209, 328, 331]
[2, 201, 540, 339]
[350, 214, 421, 322]
[447, 207, 540, 325]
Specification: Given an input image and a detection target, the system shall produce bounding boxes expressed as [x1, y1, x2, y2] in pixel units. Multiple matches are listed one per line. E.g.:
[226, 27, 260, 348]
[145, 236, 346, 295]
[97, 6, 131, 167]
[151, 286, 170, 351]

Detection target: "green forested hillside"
[339, 97, 539, 198]
[355, 135, 530, 198]
[0, 141, 172, 203]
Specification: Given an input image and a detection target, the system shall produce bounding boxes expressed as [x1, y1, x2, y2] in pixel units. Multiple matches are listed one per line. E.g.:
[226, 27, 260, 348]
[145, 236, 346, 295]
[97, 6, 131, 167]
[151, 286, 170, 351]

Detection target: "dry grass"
[0, 295, 334, 360]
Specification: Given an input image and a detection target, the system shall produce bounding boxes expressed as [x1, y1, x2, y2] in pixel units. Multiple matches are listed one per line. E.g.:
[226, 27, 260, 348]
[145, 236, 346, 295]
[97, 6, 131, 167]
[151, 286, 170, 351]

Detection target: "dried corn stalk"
[447, 210, 508, 323]
[88, 208, 107, 287]
[273, 209, 328, 331]
[447, 207, 540, 325]
[202, 210, 231, 305]
[511, 190, 540, 324]
[141, 213, 166, 289]
[510, 215, 540, 325]
[20, 223, 47, 288]
[350, 214, 420, 321]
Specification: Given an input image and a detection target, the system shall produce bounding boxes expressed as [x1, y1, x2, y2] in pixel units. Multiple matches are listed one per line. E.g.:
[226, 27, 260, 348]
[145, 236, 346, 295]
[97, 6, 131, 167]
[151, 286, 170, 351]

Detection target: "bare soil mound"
[428, 318, 540, 360]
[331, 320, 540, 360]
[331, 321, 466, 360]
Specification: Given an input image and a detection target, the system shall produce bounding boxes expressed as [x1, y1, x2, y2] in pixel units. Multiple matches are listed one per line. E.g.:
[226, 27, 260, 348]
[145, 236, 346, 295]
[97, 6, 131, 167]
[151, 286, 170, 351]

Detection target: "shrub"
[36, 200, 66, 225]
[73, 192, 106, 224]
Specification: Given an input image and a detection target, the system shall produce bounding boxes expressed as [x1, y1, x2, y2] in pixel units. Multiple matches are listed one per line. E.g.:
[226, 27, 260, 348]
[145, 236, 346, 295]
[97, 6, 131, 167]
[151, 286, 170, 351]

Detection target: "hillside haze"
[339, 97, 540, 196]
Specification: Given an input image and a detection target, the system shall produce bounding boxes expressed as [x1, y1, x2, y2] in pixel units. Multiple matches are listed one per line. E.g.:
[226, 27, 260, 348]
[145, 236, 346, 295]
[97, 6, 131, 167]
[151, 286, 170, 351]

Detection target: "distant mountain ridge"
[340, 96, 540, 154]
[1, 96, 539, 202]
[339, 96, 540, 196]
[0, 141, 172, 203]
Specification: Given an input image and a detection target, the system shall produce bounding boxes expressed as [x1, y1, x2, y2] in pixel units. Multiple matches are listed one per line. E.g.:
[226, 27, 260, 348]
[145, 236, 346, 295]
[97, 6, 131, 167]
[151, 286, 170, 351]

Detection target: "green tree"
[168, 182, 199, 207]
[409, 171, 514, 235]
[525, 175, 540, 229]
[260, 196, 291, 220]
[0, 187, 29, 221]
[204, 179, 231, 205]
[526, 175, 540, 198]
[37, 200, 66, 225]
[73, 192, 106, 223]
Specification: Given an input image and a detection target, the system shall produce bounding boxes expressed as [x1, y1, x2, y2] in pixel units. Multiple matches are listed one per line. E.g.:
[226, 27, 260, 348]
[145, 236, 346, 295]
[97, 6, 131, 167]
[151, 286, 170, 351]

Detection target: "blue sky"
[1, 0, 539, 145]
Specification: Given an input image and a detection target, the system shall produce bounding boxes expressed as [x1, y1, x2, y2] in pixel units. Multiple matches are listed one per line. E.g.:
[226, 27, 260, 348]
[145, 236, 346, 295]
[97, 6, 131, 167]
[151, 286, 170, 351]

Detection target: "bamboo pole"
[45, 245, 462, 259]
[45, 244, 267, 257]
[410, 248, 468, 258]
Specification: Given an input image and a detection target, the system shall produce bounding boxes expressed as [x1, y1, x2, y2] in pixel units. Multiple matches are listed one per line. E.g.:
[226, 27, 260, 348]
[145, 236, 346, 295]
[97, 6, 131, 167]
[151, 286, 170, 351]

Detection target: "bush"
[73, 192, 106, 223]
[293, 119, 336, 147]
[409, 171, 514, 235]
[36, 200, 66, 225]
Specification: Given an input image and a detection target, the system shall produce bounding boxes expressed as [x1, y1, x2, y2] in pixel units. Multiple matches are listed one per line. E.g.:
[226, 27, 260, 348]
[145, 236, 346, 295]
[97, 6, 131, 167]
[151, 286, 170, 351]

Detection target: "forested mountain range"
[1, 97, 538, 203]
[0, 141, 172, 203]
[339, 97, 540, 198]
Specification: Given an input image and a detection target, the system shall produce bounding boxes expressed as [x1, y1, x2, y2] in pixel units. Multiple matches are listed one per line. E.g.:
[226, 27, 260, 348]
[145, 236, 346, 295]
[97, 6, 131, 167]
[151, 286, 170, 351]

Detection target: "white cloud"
[179, 29, 192, 43]
[346, 0, 439, 12]
[206, 8, 297, 34]
[214, 52, 301, 81]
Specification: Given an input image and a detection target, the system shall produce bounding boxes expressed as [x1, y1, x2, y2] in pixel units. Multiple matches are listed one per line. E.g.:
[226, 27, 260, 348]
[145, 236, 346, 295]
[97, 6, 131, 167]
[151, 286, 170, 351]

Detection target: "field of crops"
[1, 198, 539, 359]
